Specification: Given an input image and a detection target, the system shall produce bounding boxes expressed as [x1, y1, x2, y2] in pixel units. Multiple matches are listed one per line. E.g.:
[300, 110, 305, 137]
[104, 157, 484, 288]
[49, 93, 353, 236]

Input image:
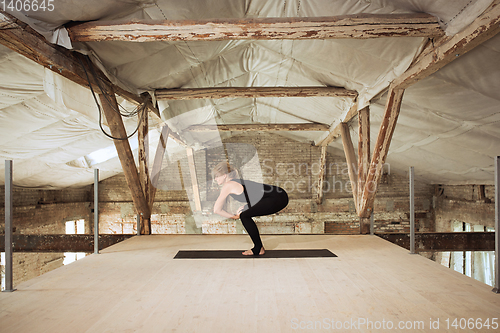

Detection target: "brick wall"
[95, 132, 434, 235]
[435, 184, 495, 231]
[1, 186, 92, 289]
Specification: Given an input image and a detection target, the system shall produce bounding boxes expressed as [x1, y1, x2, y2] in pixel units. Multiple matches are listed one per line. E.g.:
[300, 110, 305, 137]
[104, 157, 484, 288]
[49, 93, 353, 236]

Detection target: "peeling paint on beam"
[67, 13, 444, 42]
[185, 123, 330, 132]
[0, 234, 134, 252]
[392, 0, 500, 89]
[155, 86, 357, 100]
[377, 232, 495, 252]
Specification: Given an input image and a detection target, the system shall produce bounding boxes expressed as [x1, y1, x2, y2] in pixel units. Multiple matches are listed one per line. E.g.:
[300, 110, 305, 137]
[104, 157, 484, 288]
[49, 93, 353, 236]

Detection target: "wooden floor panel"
[1, 235, 499, 332]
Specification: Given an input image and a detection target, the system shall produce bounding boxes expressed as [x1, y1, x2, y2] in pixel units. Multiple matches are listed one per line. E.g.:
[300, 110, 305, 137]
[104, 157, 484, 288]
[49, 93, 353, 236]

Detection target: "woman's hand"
[231, 213, 240, 219]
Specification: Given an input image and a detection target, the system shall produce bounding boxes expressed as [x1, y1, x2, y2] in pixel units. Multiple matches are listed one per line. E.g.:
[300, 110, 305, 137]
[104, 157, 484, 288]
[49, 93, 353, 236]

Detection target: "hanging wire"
[78, 55, 147, 140]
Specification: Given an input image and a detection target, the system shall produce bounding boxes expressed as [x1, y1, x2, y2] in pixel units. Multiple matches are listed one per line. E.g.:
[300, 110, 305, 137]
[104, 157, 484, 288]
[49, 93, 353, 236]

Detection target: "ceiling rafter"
[184, 123, 329, 132]
[155, 86, 357, 100]
[66, 13, 444, 43]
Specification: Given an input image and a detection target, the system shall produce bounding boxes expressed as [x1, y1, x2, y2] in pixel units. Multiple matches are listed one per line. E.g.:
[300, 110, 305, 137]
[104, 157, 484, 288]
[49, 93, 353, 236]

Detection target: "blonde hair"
[212, 161, 239, 179]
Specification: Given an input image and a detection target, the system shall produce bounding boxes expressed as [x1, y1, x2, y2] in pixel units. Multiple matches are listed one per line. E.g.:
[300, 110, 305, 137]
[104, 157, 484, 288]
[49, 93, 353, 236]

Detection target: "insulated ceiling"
[0, 0, 499, 188]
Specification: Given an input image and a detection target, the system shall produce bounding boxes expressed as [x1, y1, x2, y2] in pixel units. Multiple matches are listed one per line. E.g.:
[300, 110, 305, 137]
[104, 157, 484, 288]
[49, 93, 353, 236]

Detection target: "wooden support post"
[150, 125, 170, 210]
[357, 107, 370, 213]
[98, 92, 151, 231]
[359, 87, 404, 218]
[138, 107, 151, 234]
[316, 145, 328, 205]
[340, 123, 358, 207]
[186, 147, 202, 211]
[359, 217, 371, 235]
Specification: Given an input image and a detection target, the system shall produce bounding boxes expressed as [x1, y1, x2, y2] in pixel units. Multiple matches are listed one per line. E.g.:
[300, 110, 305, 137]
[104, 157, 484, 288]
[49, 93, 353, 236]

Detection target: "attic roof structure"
[0, 0, 499, 191]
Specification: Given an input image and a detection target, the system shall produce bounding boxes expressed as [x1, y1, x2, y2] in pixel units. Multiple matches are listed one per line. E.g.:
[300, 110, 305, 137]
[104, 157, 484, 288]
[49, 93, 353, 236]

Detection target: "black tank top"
[229, 179, 271, 207]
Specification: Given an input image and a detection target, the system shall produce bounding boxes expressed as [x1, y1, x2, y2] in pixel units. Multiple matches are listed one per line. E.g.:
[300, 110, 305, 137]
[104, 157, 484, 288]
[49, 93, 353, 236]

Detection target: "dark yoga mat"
[174, 249, 337, 259]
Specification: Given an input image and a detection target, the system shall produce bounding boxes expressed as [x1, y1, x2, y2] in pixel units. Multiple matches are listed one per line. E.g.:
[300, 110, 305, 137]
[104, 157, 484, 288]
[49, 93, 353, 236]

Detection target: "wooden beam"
[0, 234, 134, 252]
[0, 10, 141, 104]
[392, 0, 500, 89]
[358, 87, 404, 218]
[67, 13, 443, 43]
[340, 123, 358, 208]
[357, 106, 370, 214]
[315, 101, 358, 146]
[147, 102, 186, 146]
[155, 86, 357, 100]
[150, 125, 170, 211]
[356, 1, 500, 219]
[377, 232, 495, 252]
[98, 92, 151, 225]
[316, 145, 328, 205]
[186, 147, 202, 211]
[185, 123, 329, 132]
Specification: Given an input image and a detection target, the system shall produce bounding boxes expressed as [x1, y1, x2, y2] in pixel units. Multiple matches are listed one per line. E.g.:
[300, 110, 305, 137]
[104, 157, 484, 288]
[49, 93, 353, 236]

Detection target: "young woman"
[212, 162, 289, 256]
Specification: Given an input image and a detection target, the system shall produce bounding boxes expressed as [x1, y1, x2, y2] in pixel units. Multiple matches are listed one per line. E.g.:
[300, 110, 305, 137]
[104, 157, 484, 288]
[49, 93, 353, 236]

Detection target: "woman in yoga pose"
[212, 162, 289, 256]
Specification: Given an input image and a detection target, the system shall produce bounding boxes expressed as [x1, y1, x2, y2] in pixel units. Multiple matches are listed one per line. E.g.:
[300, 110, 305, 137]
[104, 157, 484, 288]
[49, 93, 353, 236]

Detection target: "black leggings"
[239, 187, 288, 255]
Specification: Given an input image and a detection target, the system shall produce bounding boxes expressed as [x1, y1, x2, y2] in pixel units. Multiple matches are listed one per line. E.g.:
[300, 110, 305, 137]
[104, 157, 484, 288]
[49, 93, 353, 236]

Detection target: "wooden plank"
[185, 123, 329, 132]
[377, 232, 496, 252]
[186, 147, 202, 211]
[339, 123, 358, 208]
[357, 107, 370, 213]
[316, 145, 327, 205]
[150, 125, 170, 210]
[98, 92, 151, 229]
[67, 13, 443, 42]
[392, 0, 500, 90]
[359, 87, 404, 218]
[0, 10, 141, 105]
[155, 86, 357, 100]
[0, 234, 134, 252]
[2, 235, 500, 333]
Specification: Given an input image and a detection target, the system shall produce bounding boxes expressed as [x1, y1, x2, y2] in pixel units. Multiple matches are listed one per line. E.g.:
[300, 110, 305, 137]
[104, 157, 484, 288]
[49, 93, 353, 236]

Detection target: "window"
[63, 219, 86, 265]
[445, 221, 495, 287]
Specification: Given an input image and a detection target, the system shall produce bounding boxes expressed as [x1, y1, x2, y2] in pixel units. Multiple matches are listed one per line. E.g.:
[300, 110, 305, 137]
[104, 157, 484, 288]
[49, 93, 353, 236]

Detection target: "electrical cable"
[78, 55, 146, 141]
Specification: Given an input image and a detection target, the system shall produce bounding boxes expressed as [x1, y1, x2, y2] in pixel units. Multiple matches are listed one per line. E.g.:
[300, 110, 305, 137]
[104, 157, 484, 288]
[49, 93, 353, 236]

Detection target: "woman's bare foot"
[242, 247, 265, 256]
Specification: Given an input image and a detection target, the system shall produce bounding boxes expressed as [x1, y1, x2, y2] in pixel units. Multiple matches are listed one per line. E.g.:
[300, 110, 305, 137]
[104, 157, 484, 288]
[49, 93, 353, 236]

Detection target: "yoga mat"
[174, 249, 337, 259]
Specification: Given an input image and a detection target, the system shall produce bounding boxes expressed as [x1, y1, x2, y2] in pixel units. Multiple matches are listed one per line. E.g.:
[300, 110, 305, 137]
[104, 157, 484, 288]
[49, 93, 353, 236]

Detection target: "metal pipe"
[94, 169, 99, 254]
[409, 166, 415, 254]
[137, 214, 141, 236]
[3, 160, 14, 292]
[494, 156, 499, 293]
[370, 212, 374, 235]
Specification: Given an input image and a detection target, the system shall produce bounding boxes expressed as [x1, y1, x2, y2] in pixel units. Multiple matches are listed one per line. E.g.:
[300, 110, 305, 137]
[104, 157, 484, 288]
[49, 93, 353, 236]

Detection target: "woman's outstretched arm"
[213, 183, 240, 219]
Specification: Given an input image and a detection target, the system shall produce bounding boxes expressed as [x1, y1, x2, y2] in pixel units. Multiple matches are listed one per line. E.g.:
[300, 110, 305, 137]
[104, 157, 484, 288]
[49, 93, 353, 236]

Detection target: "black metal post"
[94, 169, 99, 254]
[493, 157, 499, 293]
[410, 166, 415, 254]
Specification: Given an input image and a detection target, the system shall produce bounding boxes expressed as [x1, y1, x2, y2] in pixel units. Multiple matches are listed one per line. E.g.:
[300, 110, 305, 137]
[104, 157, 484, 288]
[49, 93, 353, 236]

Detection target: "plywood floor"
[1, 235, 499, 332]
